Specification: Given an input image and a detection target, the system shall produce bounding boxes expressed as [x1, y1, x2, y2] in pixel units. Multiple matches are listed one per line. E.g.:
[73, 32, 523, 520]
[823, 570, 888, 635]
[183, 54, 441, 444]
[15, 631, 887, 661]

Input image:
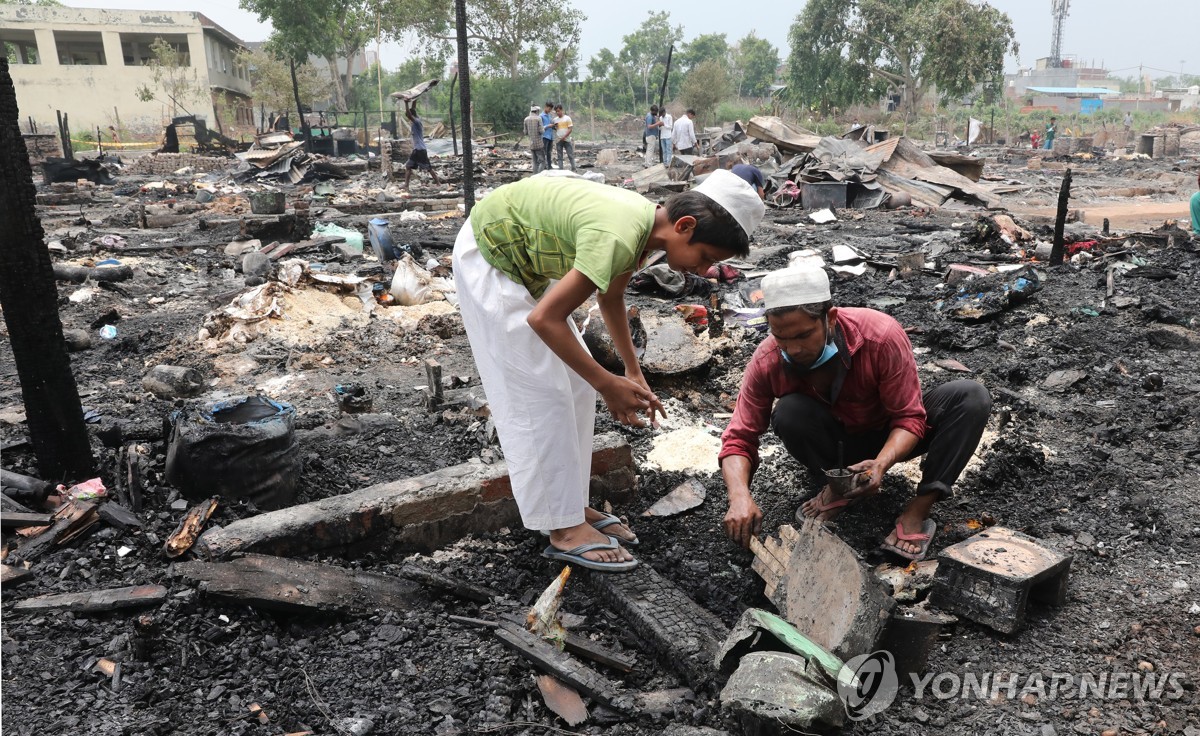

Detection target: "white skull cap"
[761, 265, 831, 310]
[692, 169, 766, 239]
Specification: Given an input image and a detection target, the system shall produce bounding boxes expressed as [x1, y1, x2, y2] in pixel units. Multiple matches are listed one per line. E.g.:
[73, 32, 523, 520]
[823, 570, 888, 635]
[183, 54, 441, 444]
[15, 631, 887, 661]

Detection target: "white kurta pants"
[453, 220, 595, 531]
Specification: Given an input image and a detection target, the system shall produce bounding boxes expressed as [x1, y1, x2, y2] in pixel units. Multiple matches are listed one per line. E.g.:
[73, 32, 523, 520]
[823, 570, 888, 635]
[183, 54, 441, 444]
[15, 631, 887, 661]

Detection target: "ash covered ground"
[2, 143, 1200, 736]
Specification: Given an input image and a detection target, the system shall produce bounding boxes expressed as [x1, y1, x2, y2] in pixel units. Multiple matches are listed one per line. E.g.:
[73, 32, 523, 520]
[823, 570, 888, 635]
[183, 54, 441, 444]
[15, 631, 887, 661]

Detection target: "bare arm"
[527, 269, 657, 427]
[722, 455, 761, 548]
[598, 271, 664, 423]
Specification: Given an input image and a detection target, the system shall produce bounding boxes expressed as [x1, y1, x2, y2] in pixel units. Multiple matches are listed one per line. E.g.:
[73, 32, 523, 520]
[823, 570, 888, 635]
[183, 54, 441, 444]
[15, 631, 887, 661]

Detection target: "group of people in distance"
[520, 101, 576, 173]
[643, 104, 697, 167]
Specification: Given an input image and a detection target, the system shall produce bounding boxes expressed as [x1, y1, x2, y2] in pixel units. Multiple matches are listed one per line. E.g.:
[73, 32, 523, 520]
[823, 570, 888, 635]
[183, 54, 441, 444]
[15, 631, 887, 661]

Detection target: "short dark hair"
[686, 108, 696, 115]
[650, 105, 659, 113]
[544, 101, 554, 107]
[664, 191, 750, 257]
[765, 301, 833, 320]
[555, 104, 563, 111]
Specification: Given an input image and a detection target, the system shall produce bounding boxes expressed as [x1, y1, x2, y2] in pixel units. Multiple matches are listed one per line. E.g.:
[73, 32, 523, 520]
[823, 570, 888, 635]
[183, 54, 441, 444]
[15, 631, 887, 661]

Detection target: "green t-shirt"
[469, 176, 656, 298]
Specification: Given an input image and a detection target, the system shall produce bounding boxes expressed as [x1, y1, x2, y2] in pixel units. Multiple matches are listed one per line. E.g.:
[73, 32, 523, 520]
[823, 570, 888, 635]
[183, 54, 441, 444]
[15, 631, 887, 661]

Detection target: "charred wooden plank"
[12, 584, 167, 613]
[0, 564, 34, 588]
[98, 501, 142, 530]
[399, 562, 496, 603]
[12, 500, 99, 562]
[500, 613, 635, 673]
[587, 564, 728, 691]
[163, 497, 218, 558]
[0, 512, 53, 528]
[494, 620, 633, 713]
[173, 554, 418, 614]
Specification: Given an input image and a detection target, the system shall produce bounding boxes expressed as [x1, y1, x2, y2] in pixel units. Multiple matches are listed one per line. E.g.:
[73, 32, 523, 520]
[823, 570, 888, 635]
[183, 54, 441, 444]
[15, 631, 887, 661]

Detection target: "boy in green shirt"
[453, 170, 764, 571]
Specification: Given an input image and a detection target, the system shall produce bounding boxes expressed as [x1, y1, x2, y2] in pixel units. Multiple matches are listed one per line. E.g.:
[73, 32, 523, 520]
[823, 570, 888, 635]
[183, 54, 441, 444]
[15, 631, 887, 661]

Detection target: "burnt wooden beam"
[500, 613, 635, 673]
[12, 583, 167, 613]
[0, 511, 52, 528]
[11, 499, 99, 562]
[587, 563, 729, 691]
[399, 562, 496, 603]
[494, 620, 634, 713]
[0, 564, 33, 588]
[173, 554, 419, 615]
[196, 433, 635, 560]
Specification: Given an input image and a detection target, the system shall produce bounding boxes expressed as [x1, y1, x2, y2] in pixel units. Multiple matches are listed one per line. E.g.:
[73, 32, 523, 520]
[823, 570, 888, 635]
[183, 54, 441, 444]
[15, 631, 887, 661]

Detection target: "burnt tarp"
[746, 116, 822, 154]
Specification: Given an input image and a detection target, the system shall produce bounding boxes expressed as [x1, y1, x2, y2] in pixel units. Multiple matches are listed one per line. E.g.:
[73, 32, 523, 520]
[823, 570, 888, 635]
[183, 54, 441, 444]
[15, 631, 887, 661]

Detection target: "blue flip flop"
[542, 535, 639, 573]
[590, 512, 639, 546]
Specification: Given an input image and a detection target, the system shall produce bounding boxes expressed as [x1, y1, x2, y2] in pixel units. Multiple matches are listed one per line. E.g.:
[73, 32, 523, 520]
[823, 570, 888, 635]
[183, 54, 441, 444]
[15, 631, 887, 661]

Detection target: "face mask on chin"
[779, 316, 839, 372]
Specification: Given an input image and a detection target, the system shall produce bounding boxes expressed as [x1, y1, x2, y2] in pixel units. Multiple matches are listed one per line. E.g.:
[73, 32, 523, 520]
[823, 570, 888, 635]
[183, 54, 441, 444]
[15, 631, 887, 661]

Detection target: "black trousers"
[771, 380, 991, 498]
[542, 137, 553, 166]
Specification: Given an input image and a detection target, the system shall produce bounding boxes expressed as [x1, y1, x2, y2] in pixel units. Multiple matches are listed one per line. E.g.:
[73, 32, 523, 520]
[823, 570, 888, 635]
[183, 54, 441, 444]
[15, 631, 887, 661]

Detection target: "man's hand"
[723, 492, 762, 549]
[841, 458, 884, 499]
[600, 376, 657, 427]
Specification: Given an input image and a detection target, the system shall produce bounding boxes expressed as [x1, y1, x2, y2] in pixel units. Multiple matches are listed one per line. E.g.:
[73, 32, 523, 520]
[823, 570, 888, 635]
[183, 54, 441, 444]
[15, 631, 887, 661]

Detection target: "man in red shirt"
[720, 266, 991, 559]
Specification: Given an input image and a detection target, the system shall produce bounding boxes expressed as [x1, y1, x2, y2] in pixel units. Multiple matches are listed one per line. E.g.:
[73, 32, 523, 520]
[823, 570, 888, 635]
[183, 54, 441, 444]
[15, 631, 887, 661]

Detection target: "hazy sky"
[61, 0, 1195, 82]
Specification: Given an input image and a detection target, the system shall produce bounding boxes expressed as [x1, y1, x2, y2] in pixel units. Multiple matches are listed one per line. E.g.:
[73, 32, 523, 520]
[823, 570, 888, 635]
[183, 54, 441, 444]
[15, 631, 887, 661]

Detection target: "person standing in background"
[555, 104, 576, 171]
[644, 105, 660, 166]
[659, 107, 674, 167]
[541, 101, 556, 171]
[1044, 117, 1057, 150]
[522, 105, 546, 173]
[674, 109, 698, 155]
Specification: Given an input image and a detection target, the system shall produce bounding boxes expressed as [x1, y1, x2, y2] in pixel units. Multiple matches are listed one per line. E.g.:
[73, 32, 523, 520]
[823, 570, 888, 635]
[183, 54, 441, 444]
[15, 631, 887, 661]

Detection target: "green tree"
[786, 0, 1016, 117]
[474, 75, 543, 131]
[618, 11, 684, 107]
[585, 47, 635, 111]
[242, 0, 434, 111]
[733, 33, 779, 97]
[410, 0, 583, 83]
[786, 0, 873, 115]
[134, 37, 206, 117]
[682, 59, 733, 124]
[238, 46, 332, 113]
[681, 33, 729, 72]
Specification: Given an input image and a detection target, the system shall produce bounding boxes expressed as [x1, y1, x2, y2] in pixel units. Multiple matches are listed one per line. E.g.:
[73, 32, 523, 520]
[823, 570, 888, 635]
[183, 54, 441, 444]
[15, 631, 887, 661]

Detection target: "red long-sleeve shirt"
[719, 307, 926, 472]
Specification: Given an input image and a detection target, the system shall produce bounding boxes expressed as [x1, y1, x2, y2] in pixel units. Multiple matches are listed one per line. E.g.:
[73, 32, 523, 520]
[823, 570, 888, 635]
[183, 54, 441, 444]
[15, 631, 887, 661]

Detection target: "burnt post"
[455, 0, 474, 214]
[0, 59, 95, 480]
[1048, 168, 1072, 266]
[655, 46, 673, 164]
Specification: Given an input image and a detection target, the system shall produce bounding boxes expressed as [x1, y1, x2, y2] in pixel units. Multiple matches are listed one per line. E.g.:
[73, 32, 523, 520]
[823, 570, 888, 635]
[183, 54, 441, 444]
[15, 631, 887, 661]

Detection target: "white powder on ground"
[645, 426, 722, 474]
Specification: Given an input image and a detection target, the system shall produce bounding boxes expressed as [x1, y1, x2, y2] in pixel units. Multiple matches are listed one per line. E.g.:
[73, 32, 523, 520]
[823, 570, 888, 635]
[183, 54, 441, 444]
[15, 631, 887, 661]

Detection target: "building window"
[53, 31, 107, 66]
[2, 30, 40, 65]
[119, 33, 190, 67]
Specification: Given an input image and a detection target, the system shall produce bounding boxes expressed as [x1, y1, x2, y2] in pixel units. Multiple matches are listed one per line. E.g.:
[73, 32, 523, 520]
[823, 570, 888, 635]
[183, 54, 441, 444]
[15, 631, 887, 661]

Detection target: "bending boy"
[454, 170, 764, 571]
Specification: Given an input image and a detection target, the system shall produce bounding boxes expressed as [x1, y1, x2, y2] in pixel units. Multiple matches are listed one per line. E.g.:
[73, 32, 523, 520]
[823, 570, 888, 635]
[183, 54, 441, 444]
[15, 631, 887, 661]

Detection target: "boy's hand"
[601, 376, 658, 428]
[626, 371, 666, 428]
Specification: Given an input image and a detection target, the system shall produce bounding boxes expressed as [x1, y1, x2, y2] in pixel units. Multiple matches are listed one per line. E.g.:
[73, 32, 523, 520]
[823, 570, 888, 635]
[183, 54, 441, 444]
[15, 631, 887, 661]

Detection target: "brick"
[930, 526, 1072, 634]
[197, 433, 635, 559]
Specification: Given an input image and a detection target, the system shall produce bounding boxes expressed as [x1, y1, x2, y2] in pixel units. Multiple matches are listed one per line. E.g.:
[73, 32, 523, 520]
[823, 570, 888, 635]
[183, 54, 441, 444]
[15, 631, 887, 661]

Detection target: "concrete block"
[930, 526, 1072, 634]
[197, 433, 636, 559]
[720, 652, 844, 732]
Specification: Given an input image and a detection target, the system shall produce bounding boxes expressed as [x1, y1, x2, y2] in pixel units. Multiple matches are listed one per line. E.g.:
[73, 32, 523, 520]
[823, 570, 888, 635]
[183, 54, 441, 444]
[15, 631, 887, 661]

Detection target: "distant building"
[1006, 57, 1119, 99]
[0, 5, 252, 135]
[243, 42, 378, 113]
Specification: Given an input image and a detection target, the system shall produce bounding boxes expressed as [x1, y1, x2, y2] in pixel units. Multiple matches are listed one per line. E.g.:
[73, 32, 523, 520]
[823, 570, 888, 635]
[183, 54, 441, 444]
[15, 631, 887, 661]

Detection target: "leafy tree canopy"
[786, 0, 1016, 116]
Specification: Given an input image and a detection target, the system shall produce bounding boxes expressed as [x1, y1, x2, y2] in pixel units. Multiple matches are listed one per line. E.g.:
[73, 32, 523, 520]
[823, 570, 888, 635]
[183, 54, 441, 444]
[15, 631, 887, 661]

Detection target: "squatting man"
[720, 266, 992, 560]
